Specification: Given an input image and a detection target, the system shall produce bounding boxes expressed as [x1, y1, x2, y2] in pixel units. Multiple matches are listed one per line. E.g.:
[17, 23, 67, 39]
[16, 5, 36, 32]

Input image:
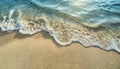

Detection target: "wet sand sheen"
[0, 31, 120, 69]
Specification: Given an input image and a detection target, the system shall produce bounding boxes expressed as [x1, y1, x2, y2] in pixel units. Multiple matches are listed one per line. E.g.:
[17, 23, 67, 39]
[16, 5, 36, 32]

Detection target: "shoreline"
[0, 30, 120, 54]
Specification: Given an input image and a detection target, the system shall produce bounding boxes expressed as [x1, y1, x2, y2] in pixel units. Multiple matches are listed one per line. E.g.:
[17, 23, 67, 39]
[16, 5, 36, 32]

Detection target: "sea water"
[0, 0, 120, 53]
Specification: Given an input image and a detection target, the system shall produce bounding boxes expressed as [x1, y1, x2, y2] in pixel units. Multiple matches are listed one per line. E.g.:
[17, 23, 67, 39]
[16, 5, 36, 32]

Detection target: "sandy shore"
[0, 31, 120, 69]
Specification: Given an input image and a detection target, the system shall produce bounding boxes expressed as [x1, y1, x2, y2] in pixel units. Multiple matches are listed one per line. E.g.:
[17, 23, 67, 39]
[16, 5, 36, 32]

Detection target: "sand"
[0, 31, 120, 69]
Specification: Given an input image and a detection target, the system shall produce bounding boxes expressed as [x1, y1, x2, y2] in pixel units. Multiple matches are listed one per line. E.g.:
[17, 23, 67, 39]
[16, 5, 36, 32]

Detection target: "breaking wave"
[0, 0, 120, 53]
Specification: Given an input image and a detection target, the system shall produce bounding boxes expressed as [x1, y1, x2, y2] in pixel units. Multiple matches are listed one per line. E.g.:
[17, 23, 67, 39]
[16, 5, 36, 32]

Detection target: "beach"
[0, 0, 120, 69]
[0, 31, 120, 69]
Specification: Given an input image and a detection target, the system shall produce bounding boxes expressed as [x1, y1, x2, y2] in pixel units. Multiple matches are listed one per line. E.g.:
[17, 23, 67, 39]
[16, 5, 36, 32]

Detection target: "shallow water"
[0, 0, 120, 53]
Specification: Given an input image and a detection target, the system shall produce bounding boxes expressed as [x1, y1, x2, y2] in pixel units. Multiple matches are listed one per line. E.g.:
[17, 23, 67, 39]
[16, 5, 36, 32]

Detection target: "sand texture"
[0, 31, 120, 69]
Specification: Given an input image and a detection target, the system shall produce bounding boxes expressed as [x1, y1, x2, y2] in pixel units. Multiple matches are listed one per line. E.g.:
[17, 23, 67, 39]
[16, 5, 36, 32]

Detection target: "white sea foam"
[0, 17, 120, 53]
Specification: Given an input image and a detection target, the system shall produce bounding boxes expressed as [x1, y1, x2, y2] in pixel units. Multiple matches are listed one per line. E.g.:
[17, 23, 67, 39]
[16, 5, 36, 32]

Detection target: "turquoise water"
[0, 0, 120, 53]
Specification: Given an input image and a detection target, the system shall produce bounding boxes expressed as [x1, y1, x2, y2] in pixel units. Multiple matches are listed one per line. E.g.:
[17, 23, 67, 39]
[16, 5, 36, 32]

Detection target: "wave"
[0, 0, 120, 53]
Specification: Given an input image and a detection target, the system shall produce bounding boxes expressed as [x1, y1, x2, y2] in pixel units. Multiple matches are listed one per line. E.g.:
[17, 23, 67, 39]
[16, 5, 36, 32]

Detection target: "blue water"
[0, 0, 120, 53]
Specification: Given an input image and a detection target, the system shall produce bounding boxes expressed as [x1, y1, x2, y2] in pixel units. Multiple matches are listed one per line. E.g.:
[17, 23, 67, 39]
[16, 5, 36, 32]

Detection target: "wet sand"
[0, 31, 120, 69]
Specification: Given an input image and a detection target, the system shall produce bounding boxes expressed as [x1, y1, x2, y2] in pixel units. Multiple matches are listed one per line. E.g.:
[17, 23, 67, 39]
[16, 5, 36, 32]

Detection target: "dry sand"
[0, 31, 120, 69]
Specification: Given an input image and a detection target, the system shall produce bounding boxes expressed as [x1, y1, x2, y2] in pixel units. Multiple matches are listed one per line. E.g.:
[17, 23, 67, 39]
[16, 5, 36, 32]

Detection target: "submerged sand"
[0, 31, 120, 69]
